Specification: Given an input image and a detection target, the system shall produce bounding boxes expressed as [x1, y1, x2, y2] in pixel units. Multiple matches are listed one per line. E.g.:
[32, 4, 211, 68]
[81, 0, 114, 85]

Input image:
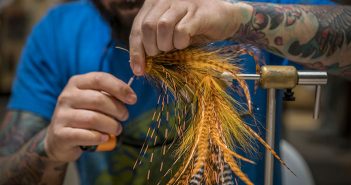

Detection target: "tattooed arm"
[230, 2, 351, 77]
[0, 111, 67, 185]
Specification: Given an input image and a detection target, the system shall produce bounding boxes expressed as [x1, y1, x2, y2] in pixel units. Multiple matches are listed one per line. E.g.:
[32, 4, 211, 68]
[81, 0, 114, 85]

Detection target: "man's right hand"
[44, 72, 137, 162]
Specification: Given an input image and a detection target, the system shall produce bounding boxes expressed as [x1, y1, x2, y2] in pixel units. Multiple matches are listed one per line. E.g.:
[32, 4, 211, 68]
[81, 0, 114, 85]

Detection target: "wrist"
[43, 132, 61, 163]
[24, 128, 68, 166]
[41, 129, 65, 163]
[225, 2, 254, 39]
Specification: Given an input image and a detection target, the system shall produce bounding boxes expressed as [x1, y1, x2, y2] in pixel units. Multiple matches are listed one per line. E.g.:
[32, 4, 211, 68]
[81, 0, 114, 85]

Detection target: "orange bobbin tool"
[96, 134, 117, 151]
[80, 132, 117, 152]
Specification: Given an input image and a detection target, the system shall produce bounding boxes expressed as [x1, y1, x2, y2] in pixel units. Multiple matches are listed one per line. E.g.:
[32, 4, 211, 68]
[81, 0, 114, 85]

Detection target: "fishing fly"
[132, 45, 291, 185]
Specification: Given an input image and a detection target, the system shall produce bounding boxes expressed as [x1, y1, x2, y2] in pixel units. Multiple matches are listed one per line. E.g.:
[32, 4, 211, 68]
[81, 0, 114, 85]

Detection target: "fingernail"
[134, 64, 142, 75]
[124, 87, 137, 104]
[116, 126, 123, 135]
[120, 111, 129, 121]
[101, 134, 109, 142]
[128, 94, 137, 104]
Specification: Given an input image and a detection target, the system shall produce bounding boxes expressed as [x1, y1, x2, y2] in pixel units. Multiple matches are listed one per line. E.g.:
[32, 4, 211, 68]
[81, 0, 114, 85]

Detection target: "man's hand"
[45, 72, 137, 162]
[129, 0, 244, 76]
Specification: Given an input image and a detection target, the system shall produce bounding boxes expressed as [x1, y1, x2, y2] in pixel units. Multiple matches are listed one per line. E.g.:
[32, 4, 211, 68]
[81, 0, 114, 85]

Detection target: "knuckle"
[174, 26, 189, 50]
[92, 73, 104, 85]
[53, 129, 64, 141]
[55, 110, 70, 123]
[142, 20, 156, 33]
[158, 19, 171, 31]
[68, 75, 79, 84]
[58, 92, 73, 104]
[82, 113, 98, 124]
[70, 112, 81, 124]
[52, 129, 60, 137]
[175, 25, 186, 35]
[93, 73, 102, 84]
[91, 93, 104, 106]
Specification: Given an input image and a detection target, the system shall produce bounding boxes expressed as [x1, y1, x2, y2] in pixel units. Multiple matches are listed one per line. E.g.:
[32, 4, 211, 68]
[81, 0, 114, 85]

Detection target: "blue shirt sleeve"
[8, 9, 65, 121]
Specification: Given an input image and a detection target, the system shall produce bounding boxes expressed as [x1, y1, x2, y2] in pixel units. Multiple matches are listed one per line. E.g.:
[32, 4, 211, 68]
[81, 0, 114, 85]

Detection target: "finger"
[59, 127, 111, 147]
[173, 8, 201, 50]
[129, 33, 146, 76]
[70, 89, 129, 121]
[70, 72, 137, 105]
[66, 109, 122, 136]
[141, 1, 170, 56]
[157, 3, 188, 52]
[130, 1, 154, 76]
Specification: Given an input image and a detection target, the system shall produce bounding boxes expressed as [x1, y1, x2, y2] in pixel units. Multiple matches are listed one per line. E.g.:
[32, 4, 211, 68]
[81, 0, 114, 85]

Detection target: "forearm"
[230, 2, 351, 77]
[0, 111, 67, 185]
[0, 129, 67, 185]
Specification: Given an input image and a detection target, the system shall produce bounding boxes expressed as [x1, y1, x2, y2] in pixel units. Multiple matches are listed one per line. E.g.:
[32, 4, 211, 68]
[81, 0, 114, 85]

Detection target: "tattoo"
[231, 3, 351, 79]
[0, 111, 48, 155]
[0, 111, 67, 185]
[288, 6, 351, 59]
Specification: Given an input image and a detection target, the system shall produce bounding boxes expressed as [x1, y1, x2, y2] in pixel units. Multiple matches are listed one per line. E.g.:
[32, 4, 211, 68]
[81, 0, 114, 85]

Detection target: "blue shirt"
[8, 0, 333, 184]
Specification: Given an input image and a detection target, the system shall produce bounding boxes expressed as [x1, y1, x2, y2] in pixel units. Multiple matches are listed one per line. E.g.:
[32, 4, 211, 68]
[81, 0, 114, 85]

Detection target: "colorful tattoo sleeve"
[0, 111, 67, 185]
[231, 2, 351, 79]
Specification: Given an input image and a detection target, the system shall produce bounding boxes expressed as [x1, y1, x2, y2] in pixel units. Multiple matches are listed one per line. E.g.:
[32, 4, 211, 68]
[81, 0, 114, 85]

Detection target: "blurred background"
[0, 1, 350, 185]
[0, 0, 68, 117]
